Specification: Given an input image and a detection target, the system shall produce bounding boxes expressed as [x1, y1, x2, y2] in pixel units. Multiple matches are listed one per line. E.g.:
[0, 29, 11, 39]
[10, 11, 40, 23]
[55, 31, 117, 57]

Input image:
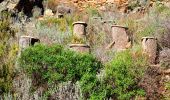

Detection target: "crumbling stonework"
[73, 21, 87, 39]
[19, 36, 40, 50]
[111, 25, 131, 50]
[142, 37, 158, 64]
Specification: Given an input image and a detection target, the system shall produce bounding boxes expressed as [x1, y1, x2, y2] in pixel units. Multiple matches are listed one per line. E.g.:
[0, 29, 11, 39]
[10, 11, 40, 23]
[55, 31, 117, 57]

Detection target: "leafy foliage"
[19, 44, 149, 99]
[0, 11, 18, 94]
[105, 50, 147, 99]
[19, 44, 102, 98]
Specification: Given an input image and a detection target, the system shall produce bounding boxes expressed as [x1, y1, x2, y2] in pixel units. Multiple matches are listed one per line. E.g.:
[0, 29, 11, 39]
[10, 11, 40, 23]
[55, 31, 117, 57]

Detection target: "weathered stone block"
[19, 36, 40, 50]
[111, 25, 131, 50]
[73, 21, 87, 38]
[69, 44, 90, 53]
[142, 37, 157, 64]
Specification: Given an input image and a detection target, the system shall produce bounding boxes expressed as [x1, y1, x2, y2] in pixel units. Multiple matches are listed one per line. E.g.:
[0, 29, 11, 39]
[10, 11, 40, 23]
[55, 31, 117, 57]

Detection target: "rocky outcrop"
[14, 0, 44, 17]
[45, 0, 128, 13]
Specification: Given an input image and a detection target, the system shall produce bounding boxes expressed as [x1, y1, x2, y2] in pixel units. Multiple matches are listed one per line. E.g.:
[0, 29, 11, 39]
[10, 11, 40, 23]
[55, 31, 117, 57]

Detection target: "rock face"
[14, 0, 44, 17]
[72, 0, 127, 11]
[46, 0, 129, 12]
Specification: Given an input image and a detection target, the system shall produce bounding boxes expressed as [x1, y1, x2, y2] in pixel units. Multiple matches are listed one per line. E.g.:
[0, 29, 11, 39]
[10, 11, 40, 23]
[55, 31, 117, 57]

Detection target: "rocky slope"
[0, 0, 170, 100]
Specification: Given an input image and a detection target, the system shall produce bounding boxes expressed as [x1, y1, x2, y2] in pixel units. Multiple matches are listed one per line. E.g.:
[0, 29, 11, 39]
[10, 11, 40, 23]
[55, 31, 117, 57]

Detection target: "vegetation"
[71, 35, 86, 44]
[18, 45, 148, 99]
[79, 50, 148, 100]
[19, 44, 102, 98]
[0, 0, 170, 99]
[104, 50, 147, 99]
[0, 11, 18, 94]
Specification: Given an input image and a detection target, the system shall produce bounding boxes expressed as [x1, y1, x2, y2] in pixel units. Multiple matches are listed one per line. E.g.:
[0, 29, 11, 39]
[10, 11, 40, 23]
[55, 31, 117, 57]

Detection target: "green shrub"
[19, 44, 149, 99]
[0, 11, 18, 94]
[79, 72, 107, 100]
[105, 50, 147, 99]
[79, 49, 148, 100]
[154, 2, 170, 17]
[19, 44, 102, 98]
[164, 81, 170, 99]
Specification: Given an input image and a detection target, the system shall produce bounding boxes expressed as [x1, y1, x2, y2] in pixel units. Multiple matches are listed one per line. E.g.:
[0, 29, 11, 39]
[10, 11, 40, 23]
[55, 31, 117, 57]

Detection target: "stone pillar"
[111, 25, 131, 50]
[142, 37, 157, 64]
[19, 36, 40, 50]
[69, 44, 90, 53]
[73, 21, 87, 38]
[71, 22, 89, 53]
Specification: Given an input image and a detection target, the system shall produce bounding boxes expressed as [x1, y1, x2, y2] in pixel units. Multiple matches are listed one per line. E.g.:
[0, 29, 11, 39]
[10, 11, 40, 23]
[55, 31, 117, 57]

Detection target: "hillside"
[0, 0, 170, 100]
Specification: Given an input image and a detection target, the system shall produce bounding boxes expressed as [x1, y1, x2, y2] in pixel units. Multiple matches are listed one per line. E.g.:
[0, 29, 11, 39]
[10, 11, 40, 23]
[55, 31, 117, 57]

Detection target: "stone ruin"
[69, 44, 90, 53]
[70, 21, 90, 53]
[19, 36, 40, 50]
[142, 37, 158, 64]
[110, 25, 132, 50]
[73, 21, 87, 39]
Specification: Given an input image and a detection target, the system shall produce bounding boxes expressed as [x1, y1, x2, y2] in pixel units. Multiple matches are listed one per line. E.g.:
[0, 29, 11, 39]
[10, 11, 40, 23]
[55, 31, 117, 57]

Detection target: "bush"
[159, 48, 170, 68]
[19, 44, 150, 99]
[105, 50, 147, 99]
[0, 11, 18, 94]
[19, 44, 102, 98]
[158, 20, 170, 49]
[38, 17, 67, 32]
[86, 7, 101, 17]
[80, 49, 148, 100]
[138, 66, 164, 100]
[36, 17, 73, 45]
